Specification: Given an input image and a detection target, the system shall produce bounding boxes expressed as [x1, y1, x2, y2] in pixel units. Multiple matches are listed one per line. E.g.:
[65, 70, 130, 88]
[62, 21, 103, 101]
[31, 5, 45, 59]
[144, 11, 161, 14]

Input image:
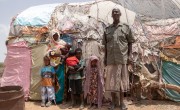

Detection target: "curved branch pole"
[140, 78, 180, 94]
[137, 64, 180, 94]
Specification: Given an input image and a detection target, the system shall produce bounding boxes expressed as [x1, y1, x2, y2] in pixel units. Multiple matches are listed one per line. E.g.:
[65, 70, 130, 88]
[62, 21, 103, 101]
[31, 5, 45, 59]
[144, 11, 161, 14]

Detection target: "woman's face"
[53, 33, 59, 41]
[91, 59, 98, 67]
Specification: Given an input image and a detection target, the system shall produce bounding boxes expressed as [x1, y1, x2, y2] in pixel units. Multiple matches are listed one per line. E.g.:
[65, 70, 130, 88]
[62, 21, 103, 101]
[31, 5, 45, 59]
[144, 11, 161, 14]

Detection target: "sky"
[0, 0, 92, 62]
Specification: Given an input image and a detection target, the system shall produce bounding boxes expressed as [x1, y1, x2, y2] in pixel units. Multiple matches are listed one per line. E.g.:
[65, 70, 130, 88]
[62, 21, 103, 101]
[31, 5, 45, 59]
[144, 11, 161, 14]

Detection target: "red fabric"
[66, 56, 79, 66]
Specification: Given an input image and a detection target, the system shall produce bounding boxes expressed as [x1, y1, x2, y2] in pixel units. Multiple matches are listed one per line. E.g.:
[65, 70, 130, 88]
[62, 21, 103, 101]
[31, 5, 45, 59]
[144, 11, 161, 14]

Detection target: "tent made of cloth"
[13, 1, 136, 27]
[161, 36, 180, 49]
[110, 0, 180, 20]
[30, 44, 48, 100]
[14, 4, 59, 26]
[132, 18, 180, 42]
[4, 0, 180, 101]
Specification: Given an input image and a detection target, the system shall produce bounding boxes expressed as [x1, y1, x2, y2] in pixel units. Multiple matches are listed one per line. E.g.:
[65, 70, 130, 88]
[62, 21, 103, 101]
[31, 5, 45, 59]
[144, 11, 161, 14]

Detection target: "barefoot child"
[84, 55, 104, 109]
[41, 56, 56, 107]
[68, 48, 85, 110]
[66, 50, 80, 71]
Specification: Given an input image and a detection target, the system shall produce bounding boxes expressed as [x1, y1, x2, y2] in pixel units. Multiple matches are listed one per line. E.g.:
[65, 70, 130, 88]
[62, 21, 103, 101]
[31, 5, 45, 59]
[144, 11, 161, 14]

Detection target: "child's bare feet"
[79, 104, 84, 110]
[41, 102, 45, 107]
[68, 105, 73, 109]
[46, 101, 52, 107]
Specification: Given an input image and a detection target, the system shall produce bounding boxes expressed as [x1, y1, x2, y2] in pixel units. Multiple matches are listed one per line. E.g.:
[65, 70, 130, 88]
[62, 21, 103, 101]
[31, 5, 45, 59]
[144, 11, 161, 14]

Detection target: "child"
[84, 55, 104, 109]
[68, 48, 85, 110]
[66, 50, 80, 71]
[41, 56, 56, 107]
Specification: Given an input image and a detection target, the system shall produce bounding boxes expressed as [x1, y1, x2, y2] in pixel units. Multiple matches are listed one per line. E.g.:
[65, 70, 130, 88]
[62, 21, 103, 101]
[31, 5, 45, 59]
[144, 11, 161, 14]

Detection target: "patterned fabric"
[84, 56, 104, 108]
[105, 64, 129, 92]
[102, 23, 135, 65]
[88, 67, 98, 104]
[41, 66, 55, 86]
[41, 86, 55, 102]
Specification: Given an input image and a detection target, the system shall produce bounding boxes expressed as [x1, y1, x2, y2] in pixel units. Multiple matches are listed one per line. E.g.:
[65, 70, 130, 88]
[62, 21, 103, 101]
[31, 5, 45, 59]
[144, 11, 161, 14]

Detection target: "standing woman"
[47, 29, 66, 104]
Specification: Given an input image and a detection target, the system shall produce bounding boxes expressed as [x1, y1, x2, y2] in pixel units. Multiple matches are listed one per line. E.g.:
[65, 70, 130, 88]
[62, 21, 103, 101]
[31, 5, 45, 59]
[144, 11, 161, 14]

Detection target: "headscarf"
[84, 55, 104, 108]
[47, 29, 66, 67]
[48, 29, 66, 49]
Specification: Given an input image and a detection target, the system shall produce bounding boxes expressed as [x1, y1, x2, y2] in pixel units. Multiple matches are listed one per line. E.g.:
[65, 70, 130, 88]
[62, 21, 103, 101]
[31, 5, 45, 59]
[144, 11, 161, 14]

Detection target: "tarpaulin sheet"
[162, 61, 180, 102]
[145, 23, 180, 40]
[162, 48, 180, 61]
[1, 41, 31, 98]
[160, 52, 180, 64]
[61, 34, 73, 45]
[55, 0, 135, 34]
[30, 44, 47, 100]
[163, 36, 180, 49]
[14, 4, 59, 26]
[110, 0, 180, 19]
[89, 1, 135, 25]
[132, 19, 180, 42]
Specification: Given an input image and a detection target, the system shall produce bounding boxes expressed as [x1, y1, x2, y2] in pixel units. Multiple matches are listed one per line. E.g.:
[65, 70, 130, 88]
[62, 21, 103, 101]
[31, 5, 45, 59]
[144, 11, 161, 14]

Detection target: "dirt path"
[25, 100, 180, 110]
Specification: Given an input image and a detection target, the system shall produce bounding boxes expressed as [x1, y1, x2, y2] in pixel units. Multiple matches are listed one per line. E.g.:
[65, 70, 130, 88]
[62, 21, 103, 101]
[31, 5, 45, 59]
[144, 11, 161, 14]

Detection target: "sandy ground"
[1, 66, 179, 110]
[25, 100, 180, 110]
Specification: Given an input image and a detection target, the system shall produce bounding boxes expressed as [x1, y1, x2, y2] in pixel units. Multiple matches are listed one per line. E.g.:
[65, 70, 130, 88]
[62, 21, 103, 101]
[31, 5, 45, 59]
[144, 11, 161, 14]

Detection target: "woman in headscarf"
[47, 29, 66, 104]
[47, 29, 66, 67]
[84, 55, 104, 109]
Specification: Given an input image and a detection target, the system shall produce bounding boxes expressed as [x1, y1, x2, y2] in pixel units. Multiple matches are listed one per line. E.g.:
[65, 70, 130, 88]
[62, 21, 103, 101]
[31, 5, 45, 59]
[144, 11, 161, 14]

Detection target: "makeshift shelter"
[1, 0, 180, 101]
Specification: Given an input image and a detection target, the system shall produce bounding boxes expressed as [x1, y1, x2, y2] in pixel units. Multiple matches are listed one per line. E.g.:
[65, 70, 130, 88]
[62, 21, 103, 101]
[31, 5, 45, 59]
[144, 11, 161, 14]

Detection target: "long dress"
[55, 64, 65, 103]
[84, 56, 104, 108]
[88, 67, 98, 104]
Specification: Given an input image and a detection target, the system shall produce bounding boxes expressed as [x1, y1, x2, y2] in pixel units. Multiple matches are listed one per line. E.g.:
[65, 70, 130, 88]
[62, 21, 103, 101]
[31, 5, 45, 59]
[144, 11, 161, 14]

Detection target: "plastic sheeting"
[160, 52, 180, 64]
[89, 1, 135, 25]
[144, 23, 180, 41]
[1, 41, 31, 98]
[162, 61, 180, 102]
[54, 0, 135, 34]
[61, 34, 73, 45]
[30, 44, 48, 100]
[14, 4, 59, 26]
[110, 0, 180, 19]
[132, 19, 180, 42]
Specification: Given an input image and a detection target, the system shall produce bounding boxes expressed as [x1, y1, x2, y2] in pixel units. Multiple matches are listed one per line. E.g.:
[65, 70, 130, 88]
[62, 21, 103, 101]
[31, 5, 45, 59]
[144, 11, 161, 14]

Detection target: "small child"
[66, 50, 80, 71]
[84, 55, 104, 109]
[41, 56, 56, 107]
